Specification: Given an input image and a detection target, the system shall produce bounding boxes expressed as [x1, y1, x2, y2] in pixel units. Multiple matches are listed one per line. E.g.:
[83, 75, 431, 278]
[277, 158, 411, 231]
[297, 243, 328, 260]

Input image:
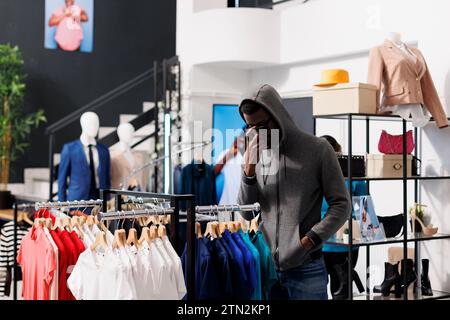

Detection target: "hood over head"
[239, 84, 300, 146]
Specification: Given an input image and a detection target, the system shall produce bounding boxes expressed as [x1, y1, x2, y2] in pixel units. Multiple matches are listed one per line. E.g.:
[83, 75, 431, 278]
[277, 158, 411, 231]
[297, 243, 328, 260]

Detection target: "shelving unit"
[314, 112, 450, 300]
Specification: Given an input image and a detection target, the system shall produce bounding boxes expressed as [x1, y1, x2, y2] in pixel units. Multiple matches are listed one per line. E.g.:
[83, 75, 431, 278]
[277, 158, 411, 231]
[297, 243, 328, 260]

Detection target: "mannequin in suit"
[58, 112, 111, 201]
[110, 123, 148, 190]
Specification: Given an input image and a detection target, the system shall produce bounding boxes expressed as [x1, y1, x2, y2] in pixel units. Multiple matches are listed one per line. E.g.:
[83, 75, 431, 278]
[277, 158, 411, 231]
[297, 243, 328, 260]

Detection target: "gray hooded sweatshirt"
[238, 84, 351, 272]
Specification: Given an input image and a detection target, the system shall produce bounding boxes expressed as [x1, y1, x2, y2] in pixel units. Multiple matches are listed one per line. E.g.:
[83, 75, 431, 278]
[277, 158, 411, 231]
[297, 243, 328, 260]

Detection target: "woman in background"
[320, 135, 367, 299]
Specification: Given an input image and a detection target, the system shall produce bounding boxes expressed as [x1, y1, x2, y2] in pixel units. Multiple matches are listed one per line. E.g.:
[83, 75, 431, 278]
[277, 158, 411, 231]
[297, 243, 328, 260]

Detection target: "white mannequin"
[387, 32, 402, 45]
[79, 111, 100, 187]
[117, 123, 135, 153]
[80, 111, 100, 145]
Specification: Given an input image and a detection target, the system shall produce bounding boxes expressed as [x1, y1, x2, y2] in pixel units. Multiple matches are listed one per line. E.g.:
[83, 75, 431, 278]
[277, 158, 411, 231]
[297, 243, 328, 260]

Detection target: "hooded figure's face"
[243, 108, 280, 153]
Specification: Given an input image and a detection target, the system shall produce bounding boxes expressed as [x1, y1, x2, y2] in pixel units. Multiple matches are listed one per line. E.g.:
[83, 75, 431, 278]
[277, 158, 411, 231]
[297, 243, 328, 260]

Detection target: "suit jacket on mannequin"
[58, 140, 111, 201]
[368, 40, 448, 128]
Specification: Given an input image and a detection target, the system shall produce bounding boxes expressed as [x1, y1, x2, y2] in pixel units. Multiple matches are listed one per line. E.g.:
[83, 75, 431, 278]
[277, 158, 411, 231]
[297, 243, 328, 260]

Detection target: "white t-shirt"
[67, 248, 136, 300]
[144, 242, 178, 300]
[162, 236, 186, 299]
[128, 245, 156, 300]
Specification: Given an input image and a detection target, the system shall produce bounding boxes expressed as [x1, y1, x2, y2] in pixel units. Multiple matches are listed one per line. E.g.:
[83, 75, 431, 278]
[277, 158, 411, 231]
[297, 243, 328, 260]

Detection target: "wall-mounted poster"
[45, 0, 94, 53]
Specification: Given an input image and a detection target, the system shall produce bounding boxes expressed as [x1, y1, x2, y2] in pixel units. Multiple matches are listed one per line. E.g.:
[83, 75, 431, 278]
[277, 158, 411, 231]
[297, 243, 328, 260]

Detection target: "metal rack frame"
[314, 113, 450, 300]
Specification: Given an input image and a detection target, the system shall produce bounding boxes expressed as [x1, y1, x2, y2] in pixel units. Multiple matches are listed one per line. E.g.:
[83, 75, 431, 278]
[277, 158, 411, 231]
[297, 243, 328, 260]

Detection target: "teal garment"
[238, 229, 262, 300]
[321, 180, 368, 252]
[250, 230, 278, 300]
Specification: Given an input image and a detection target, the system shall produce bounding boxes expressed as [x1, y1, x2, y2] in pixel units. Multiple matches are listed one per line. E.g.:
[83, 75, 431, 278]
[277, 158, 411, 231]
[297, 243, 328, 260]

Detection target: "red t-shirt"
[57, 230, 78, 300]
[49, 230, 68, 300]
[69, 231, 85, 256]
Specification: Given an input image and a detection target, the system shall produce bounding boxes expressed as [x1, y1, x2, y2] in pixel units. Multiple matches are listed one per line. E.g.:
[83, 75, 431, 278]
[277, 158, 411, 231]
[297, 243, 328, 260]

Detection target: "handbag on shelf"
[378, 130, 415, 155]
[377, 214, 404, 238]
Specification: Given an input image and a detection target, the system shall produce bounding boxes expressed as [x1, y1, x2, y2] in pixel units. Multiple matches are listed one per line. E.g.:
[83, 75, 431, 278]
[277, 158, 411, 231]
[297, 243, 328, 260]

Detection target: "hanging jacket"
[368, 40, 448, 129]
[237, 84, 350, 272]
[180, 160, 217, 208]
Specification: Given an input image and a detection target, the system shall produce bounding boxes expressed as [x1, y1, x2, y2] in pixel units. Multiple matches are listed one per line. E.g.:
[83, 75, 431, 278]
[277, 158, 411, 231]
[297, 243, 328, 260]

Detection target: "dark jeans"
[271, 257, 328, 300]
[323, 250, 359, 294]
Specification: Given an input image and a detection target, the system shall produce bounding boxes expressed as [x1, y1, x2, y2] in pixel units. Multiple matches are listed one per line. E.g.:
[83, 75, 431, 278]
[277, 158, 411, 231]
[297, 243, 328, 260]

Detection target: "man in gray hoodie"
[238, 84, 351, 300]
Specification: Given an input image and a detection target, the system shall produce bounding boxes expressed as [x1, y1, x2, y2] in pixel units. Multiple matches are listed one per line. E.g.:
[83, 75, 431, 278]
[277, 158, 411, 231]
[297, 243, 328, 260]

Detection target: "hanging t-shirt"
[232, 232, 257, 299]
[250, 230, 278, 300]
[49, 229, 69, 300]
[53, 5, 84, 51]
[57, 229, 78, 300]
[181, 237, 221, 300]
[202, 237, 233, 299]
[221, 230, 252, 299]
[239, 229, 262, 300]
[162, 236, 187, 299]
[17, 226, 57, 300]
[43, 227, 59, 300]
[180, 160, 217, 209]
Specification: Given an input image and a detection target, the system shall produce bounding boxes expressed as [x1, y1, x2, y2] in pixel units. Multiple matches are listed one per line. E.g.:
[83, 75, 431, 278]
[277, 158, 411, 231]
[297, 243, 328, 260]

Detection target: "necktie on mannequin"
[88, 144, 98, 199]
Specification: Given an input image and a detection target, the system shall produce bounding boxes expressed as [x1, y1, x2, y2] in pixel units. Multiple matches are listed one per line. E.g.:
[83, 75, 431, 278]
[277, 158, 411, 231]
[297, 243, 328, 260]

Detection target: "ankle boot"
[421, 259, 433, 296]
[400, 259, 417, 291]
[332, 262, 365, 300]
[373, 262, 401, 297]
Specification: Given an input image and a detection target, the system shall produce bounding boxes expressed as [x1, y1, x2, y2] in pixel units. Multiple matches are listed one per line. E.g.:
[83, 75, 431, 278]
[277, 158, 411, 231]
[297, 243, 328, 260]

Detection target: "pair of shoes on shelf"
[332, 260, 365, 300]
[373, 259, 433, 297]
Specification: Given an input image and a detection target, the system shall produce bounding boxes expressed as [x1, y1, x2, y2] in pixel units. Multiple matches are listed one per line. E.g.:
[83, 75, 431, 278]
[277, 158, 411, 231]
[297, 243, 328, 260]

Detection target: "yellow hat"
[314, 69, 350, 87]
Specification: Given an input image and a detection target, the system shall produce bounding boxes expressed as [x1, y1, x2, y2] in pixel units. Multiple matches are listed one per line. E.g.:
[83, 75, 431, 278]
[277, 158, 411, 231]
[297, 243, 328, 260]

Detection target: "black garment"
[323, 250, 359, 294]
[180, 160, 217, 209]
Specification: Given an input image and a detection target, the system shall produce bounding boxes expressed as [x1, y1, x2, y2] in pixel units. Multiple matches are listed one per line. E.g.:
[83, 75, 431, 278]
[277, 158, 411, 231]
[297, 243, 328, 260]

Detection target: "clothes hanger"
[219, 205, 229, 235]
[240, 217, 248, 233]
[45, 218, 53, 229]
[157, 207, 168, 238]
[18, 210, 34, 226]
[196, 222, 203, 239]
[249, 211, 259, 234]
[112, 211, 126, 249]
[126, 210, 139, 248]
[138, 209, 152, 246]
[91, 231, 109, 252]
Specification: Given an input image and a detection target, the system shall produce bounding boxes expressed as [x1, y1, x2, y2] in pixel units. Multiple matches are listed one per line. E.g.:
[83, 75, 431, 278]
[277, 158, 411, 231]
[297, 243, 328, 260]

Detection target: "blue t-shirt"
[231, 232, 257, 299]
[222, 230, 253, 299]
[250, 230, 278, 300]
[321, 180, 368, 252]
[181, 237, 221, 299]
[239, 229, 262, 300]
[203, 238, 234, 299]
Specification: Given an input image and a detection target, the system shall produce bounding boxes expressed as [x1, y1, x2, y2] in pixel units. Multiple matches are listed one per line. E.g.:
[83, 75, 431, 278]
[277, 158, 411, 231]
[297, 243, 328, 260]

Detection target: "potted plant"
[343, 228, 350, 243]
[0, 44, 46, 208]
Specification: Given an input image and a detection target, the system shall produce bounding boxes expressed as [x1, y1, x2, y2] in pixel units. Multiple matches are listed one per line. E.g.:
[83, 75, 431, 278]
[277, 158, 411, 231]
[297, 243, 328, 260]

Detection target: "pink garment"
[17, 226, 57, 300]
[54, 5, 84, 51]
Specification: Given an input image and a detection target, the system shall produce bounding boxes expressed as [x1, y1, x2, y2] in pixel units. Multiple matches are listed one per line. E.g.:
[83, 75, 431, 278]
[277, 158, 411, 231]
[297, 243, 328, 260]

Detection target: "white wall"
[177, 0, 450, 294]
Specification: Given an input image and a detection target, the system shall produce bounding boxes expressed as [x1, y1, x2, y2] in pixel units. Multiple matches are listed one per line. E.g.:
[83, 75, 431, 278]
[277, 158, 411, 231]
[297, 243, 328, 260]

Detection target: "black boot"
[421, 259, 433, 296]
[373, 262, 401, 298]
[332, 261, 365, 300]
[400, 259, 417, 292]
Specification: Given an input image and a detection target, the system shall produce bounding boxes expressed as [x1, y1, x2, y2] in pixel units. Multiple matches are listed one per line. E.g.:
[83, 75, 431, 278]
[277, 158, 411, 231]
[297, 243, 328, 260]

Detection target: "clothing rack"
[101, 189, 197, 300]
[34, 199, 103, 211]
[183, 202, 261, 299]
[97, 207, 175, 221]
[121, 140, 212, 190]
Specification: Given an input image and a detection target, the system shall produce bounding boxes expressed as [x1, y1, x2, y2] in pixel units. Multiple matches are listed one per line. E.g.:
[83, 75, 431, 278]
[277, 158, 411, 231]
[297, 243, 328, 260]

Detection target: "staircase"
[9, 101, 156, 200]
[9, 56, 181, 201]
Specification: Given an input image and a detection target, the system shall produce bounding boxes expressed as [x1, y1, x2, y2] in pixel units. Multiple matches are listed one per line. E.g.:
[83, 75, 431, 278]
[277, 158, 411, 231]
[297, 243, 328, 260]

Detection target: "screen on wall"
[45, 0, 94, 53]
[212, 104, 246, 202]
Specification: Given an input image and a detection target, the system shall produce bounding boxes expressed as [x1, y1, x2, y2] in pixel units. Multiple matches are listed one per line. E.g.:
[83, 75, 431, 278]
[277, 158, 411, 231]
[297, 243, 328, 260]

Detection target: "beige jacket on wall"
[368, 40, 448, 128]
[110, 149, 149, 190]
